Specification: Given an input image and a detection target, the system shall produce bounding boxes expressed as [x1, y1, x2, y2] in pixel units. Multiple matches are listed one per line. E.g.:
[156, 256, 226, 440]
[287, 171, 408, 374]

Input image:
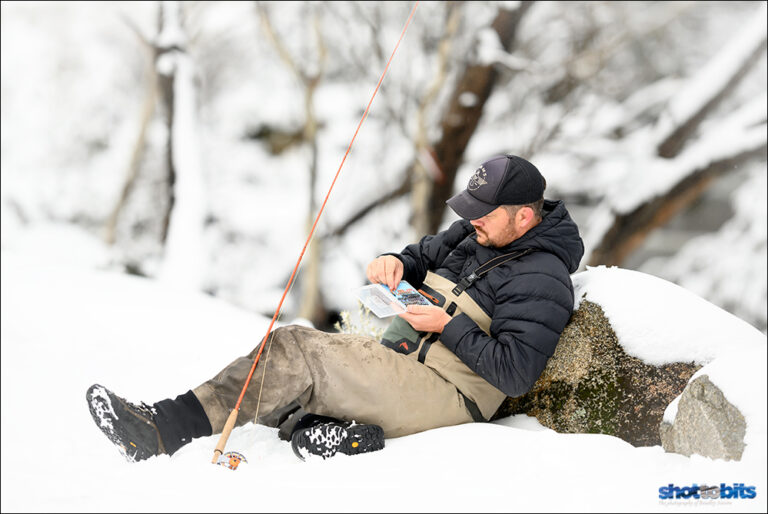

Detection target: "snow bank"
[1, 255, 766, 512]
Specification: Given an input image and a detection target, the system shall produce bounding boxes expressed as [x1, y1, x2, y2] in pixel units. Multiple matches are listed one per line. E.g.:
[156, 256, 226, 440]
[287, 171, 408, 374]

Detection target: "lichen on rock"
[492, 299, 701, 447]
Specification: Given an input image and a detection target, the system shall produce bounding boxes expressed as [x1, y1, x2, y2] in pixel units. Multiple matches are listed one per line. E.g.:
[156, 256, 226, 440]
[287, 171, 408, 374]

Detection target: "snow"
[2, 1, 764, 332]
[573, 266, 767, 465]
[611, 109, 768, 216]
[641, 164, 768, 333]
[2, 252, 766, 512]
[155, 1, 186, 50]
[458, 91, 479, 108]
[158, 49, 207, 292]
[573, 266, 766, 365]
[1, 1, 766, 510]
[653, 2, 768, 148]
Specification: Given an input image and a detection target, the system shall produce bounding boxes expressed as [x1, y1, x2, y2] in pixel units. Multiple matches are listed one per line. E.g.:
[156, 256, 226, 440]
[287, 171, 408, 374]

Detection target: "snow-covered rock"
[497, 267, 766, 458]
[660, 375, 746, 461]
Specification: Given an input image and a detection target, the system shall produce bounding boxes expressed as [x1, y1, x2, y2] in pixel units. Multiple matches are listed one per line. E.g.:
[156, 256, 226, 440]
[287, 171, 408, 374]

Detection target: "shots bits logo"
[658, 483, 757, 500]
[468, 166, 488, 191]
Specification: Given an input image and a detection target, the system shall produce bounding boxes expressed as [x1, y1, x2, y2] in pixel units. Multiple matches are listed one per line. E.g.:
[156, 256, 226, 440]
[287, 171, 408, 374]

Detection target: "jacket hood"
[503, 199, 584, 273]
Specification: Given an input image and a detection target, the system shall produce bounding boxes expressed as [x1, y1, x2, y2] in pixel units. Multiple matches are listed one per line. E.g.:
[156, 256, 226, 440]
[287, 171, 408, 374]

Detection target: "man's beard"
[474, 226, 517, 248]
[475, 228, 498, 247]
[475, 228, 490, 246]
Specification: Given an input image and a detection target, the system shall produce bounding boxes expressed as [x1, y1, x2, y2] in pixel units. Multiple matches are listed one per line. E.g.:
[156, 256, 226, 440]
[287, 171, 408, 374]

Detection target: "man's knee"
[265, 325, 327, 354]
[251, 325, 321, 376]
[268, 325, 313, 343]
[248, 325, 303, 359]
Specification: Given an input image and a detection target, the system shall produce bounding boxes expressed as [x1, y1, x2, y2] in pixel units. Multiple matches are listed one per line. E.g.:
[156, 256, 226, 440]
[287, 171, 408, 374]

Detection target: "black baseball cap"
[446, 155, 545, 220]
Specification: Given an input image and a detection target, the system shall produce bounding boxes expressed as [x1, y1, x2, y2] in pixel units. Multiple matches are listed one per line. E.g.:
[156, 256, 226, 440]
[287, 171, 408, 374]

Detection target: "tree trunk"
[103, 26, 158, 246]
[427, 2, 533, 234]
[258, 4, 329, 326]
[155, 0, 207, 291]
[331, 3, 535, 239]
[156, 4, 177, 246]
[586, 8, 767, 267]
[297, 78, 329, 325]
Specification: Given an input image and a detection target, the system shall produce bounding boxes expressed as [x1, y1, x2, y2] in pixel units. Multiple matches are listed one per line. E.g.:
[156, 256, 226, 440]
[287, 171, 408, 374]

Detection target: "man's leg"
[89, 324, 474, 460]
[287, 326, 475, 438]
[194, 325, 474, 439]
[192, 325, 314, 434]
[193, 325, 475, 459]
[85, 326, 310, 462]
[86, 384, 212, 462]
[197, 325, 475, 438]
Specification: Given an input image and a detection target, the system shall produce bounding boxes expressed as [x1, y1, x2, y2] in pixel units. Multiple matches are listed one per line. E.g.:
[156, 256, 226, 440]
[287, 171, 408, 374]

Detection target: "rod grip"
[211, 408, 239, 464]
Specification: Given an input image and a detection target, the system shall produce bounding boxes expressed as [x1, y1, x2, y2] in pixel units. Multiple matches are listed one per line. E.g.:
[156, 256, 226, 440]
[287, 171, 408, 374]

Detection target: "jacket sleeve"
[439, 267, 574, 397]
[382, 219, 473, 288]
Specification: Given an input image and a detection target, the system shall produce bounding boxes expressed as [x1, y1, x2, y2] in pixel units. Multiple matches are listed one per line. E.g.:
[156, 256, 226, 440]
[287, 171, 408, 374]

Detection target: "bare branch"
[656, 4, 767, 158]
[543, 2, 695, 105]
[104, 12, 161, 245]
[257, 3, 309, 84]
[326, 2, 535, 238]
[256, 2, 330, 324]
[587, 140, 767, 266]
[350, 1, 411, 136]
[327, 175, 412, 239]
[415, 1, 462, 146]
[427, 1, 534, 234]
[118, 12, 154, 52]
[410, 1, 463, 237]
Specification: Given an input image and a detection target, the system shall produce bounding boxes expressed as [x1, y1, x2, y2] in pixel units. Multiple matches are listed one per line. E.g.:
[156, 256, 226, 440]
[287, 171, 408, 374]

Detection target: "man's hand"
[366, 255, 404, 291]
[397, 305, 452, 333]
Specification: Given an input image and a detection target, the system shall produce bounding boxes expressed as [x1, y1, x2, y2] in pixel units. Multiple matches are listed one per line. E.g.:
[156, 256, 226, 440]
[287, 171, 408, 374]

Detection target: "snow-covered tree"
[1, 1, 765, 332]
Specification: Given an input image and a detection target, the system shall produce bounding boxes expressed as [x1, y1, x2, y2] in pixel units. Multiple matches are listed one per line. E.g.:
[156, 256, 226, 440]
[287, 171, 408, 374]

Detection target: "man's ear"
[517, 206, 535, 227]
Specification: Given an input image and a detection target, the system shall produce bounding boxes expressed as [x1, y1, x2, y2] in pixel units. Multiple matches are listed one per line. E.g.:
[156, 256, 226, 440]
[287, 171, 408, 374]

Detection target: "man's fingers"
[386, 259, 398, 291]
[366, 256, 402, 289]
[391, 259, 402, 290]
[367, 257, 386, 285]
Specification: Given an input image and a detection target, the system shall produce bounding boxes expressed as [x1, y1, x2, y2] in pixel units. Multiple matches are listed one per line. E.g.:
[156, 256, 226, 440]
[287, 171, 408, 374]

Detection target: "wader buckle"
[452, 273, 477, 296]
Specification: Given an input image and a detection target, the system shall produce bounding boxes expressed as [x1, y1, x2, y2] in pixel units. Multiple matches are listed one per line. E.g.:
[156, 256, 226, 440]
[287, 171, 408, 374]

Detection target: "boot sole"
[292, 422, 384, 460]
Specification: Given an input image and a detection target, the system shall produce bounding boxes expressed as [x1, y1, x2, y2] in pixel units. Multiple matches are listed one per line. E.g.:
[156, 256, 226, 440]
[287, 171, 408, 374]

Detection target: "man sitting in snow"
[87, 154, 584, 461]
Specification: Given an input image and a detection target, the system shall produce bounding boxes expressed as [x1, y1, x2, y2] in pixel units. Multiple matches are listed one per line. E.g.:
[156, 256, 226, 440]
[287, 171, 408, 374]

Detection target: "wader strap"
[418, 332, 440, 364]
[451, 248, 536, 296]
[459, 391, 485, 422]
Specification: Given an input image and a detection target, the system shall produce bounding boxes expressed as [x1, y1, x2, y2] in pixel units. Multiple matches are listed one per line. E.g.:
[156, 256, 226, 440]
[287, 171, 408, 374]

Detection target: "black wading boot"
[86, 384, 212, 462]
[290, 413, 385, 461]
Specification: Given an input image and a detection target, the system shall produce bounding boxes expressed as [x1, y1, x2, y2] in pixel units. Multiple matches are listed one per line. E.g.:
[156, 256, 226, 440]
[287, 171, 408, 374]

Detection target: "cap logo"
[468, 166, 488, 191]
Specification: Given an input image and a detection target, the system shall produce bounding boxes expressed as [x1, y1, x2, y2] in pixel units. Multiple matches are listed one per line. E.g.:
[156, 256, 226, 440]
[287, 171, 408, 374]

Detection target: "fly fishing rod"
[211, 1, 419, 464]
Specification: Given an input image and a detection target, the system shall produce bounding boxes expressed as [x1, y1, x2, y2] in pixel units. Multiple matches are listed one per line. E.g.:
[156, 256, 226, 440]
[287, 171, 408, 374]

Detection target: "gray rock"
[492, 299, 700, 447]
[660, 375, 746, 461]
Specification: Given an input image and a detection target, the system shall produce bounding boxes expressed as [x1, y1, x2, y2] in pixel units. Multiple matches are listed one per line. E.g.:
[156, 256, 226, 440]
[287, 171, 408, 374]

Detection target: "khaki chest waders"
[380, 249, 534, 421]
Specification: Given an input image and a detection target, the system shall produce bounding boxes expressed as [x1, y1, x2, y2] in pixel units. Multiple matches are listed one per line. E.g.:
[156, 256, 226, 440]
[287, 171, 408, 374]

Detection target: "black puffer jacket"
[390, 200, 584, 397]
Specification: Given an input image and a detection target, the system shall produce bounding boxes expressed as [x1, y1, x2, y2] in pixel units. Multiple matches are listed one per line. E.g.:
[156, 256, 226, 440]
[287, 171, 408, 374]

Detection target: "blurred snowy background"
[1, 0, 766, 333]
